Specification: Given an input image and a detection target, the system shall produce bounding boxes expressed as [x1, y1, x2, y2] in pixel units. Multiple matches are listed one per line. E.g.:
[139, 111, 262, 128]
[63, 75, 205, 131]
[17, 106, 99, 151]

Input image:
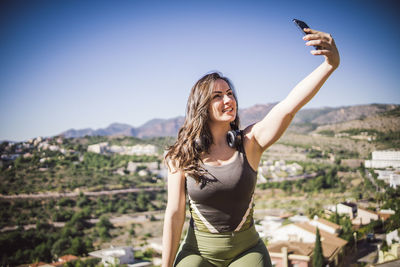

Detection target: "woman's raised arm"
[245, 28, 339, 161]
[161, 165, 187, 267]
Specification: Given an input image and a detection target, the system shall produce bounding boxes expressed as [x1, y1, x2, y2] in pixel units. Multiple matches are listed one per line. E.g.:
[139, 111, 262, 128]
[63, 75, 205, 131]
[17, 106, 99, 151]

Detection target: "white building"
[33, 136, 43, 146]
[289, 214, 310, 223]
[365, 150, 400, 168]
[257, 170, 268, 184]
[372, 151, 400, 161]
[352, 208, 379, 225]
[109, 145, 125, 154]
[138, 169, 148, 177]
[257, 160, 303, 181]
[309, 216, 341, 235]
[89, 246, 134, 266]
[126, 161, 159, 174]
[386, 229, 400, 246]
[87, 143, 158, 156]
[262, 160, 273, 166]
[376, 169, 400, 189]
[130, 144, 158, 156]
[256, 216, 285, 240]
[335, 202, 357, 219]
[270, 223, 315, 243]
[377, 170, 396, 180]
[88, 142, 109, 154]
[127, 161, 138, 173]
[286, 162, 303, 175]
[389, 174, 400, 189]
[38, 142, 60, 152]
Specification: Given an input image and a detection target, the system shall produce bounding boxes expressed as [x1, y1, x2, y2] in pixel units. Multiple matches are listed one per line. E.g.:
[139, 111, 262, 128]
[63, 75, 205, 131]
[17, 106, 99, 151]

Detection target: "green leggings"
[174, 225, 272, 267]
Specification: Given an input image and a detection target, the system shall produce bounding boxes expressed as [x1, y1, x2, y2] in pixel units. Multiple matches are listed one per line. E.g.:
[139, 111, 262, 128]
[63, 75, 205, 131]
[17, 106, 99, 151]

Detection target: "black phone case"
[293, 19, 310, 35]
[293, 19, 320, 50]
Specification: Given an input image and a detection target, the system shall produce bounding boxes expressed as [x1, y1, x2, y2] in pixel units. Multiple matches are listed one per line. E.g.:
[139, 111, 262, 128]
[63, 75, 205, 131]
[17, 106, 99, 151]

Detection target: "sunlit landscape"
[1, 104, 399, 266]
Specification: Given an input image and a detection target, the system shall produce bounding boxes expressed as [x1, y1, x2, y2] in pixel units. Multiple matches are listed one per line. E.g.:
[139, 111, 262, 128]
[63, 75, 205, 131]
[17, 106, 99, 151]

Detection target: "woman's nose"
[223, 94, 232, 103]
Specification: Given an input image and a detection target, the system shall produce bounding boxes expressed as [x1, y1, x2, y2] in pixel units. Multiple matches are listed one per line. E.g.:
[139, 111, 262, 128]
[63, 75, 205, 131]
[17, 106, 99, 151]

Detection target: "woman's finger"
[303, 33, 331, 41]
[303, 28, 318, 34]
[310, 49, 333, 56]
[303, 28, 330, 36]
[306, 39, 331, 49]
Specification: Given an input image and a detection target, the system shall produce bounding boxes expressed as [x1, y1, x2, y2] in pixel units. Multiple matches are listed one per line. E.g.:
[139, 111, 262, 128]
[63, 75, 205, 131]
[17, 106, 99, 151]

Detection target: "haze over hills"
[59, 103, 399, 139]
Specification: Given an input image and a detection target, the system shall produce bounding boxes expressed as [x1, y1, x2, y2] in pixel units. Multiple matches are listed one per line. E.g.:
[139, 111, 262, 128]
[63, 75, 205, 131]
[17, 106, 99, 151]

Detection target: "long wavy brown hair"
[165, 72, 240, 183]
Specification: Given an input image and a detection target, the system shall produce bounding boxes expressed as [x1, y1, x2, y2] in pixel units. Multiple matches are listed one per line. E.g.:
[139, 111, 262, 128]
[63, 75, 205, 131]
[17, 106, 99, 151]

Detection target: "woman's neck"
[208, 122, 231, 149]
[203, 121, 236, 162]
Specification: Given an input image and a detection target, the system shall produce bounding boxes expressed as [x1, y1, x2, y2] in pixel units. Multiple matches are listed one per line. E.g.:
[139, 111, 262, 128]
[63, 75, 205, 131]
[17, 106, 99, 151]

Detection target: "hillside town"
[1, 133, 400, 266]
[87, 143, 158, 156]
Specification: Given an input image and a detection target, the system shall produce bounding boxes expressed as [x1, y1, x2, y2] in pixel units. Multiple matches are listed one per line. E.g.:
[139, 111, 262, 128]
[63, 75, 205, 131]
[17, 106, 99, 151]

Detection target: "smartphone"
[292, 19, 320, 50]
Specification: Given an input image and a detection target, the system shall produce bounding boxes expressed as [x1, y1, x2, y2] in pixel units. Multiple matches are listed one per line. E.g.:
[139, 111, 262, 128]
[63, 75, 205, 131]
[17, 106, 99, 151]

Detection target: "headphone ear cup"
[194, 137, 204, 152]
[227, 130, 242, 149]
[227, 130, 236, 148]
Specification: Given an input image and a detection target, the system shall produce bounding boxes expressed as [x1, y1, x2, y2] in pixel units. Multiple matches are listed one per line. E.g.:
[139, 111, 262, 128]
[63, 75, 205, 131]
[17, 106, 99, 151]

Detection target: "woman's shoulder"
[165, 158, 184, 175]
[166, 164, 186, 188]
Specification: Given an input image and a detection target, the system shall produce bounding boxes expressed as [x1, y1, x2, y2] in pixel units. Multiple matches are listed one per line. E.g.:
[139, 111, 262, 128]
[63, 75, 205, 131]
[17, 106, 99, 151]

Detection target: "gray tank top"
[186, 145, 257, 233]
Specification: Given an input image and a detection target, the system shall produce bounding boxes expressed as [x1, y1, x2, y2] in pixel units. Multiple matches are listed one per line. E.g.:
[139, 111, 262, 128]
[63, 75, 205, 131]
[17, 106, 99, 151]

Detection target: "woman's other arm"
[245, 28, 340, 165]
[161, 166, 186, 267]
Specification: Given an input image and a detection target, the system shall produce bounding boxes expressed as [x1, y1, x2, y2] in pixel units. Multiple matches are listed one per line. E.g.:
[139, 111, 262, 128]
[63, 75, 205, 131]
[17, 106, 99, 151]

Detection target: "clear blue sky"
[1, 0, 399, 141]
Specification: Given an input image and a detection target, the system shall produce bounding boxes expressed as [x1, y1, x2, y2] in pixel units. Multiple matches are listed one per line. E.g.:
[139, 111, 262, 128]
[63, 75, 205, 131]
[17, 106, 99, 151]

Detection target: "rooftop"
[314, 217, 341, 230]
[295, 222, 348, 260]
[268, 241, 313, 256]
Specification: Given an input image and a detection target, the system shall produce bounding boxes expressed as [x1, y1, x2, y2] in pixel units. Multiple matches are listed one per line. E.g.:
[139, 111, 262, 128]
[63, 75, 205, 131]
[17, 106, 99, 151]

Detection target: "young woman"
[162, 27, 340, 267]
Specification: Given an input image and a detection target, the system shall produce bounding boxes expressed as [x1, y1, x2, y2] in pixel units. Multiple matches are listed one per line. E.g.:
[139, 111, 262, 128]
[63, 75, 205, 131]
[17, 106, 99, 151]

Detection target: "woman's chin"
[209, 114, 236, 124]
[223, 116, 236, 123]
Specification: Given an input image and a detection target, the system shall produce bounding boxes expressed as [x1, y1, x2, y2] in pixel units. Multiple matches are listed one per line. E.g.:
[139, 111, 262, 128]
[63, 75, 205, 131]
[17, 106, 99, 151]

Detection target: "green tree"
[340, 216, 354, 243]
[313, 228, 324, 267]
[97, 215, 113, 230]
[96, 215, 113, 240]
[51, 237, 70, 258]
[77, 192, 90, 208]
[334, 209, 340, 225]
[68, 237, 89, 256]
[137, 192, 149, 211]
[67, 210, 91, 232]
[129, 223, 136, 237]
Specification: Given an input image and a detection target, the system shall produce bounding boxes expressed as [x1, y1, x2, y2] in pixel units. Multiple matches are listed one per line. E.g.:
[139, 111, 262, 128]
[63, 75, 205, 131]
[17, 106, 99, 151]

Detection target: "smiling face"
[208, 79, 237, 124]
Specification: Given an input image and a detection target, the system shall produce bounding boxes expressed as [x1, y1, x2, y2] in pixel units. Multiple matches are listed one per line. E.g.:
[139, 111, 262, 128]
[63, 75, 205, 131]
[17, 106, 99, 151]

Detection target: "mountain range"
[60, 103, 399, 138]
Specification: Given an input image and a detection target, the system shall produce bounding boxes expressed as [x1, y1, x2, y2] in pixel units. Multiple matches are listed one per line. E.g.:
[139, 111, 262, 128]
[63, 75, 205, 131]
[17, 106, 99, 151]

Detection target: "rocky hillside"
[297, 103, 398, 125]
[313, 106, 400, 134]
[60, 103, 399, 138]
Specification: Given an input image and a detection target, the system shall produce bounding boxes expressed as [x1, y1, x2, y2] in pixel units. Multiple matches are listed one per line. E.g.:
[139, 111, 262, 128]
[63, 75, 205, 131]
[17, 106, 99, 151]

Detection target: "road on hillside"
[0, 187, 164, 199]
[0, 210, 165, 233]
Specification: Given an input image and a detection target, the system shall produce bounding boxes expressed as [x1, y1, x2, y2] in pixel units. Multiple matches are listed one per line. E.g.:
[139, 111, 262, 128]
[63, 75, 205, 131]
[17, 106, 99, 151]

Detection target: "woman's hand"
[303, 28, 340, 70]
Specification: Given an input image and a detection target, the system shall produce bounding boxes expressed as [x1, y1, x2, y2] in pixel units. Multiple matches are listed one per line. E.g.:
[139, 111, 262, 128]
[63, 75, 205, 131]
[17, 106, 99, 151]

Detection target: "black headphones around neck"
[195, 130, 243, 152]
[227, 129, 243, 150]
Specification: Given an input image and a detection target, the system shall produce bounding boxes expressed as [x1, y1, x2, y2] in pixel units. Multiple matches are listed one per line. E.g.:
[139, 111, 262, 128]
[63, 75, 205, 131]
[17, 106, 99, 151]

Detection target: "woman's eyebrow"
[212, 88, 232, 94]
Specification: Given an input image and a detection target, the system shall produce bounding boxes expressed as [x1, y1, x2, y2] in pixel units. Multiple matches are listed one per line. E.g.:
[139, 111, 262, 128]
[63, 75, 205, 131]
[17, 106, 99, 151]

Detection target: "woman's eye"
[213, 95, 221, 99]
